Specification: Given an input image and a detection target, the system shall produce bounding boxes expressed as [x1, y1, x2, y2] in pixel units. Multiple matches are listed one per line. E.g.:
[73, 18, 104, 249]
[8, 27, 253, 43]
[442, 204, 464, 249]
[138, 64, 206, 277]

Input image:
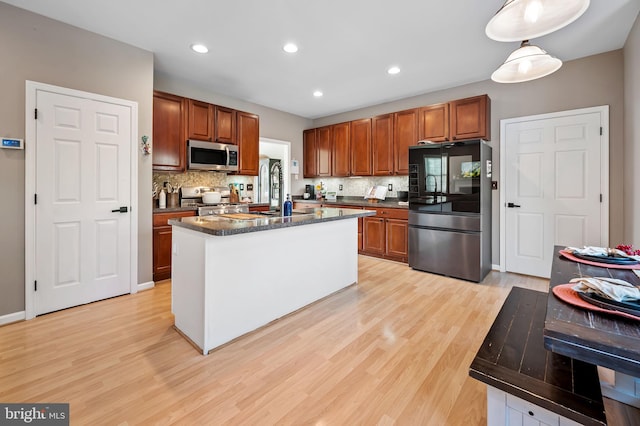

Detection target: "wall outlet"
[247, 184, 253, 191]
[388, 183, 393, 191]
[339, 184, 343, 191]
[492, 181, 498, 190]
[239, 184, 244, 190]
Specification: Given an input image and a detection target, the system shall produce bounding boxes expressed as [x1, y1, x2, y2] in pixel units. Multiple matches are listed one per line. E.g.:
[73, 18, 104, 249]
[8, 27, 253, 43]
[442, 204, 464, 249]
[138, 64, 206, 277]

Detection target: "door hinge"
[34, 108, 38, 120]
[34, 281, 37, 291]
[34, 193, 37, 205]
[600, 127, 603, 136]
[600, 194, 603, 203]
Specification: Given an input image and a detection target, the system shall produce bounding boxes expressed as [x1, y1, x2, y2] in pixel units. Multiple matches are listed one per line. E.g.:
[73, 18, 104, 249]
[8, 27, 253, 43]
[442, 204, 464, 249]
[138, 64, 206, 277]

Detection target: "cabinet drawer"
[375, 208, 408, 220]
[153, 211, 196, 227]
[506, 393, 561, 426]
[294, 202, 320, 209]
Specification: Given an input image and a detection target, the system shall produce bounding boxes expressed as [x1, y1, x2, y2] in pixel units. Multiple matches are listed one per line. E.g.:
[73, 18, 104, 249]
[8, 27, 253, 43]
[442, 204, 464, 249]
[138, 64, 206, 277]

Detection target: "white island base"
[171, 218, 358, 354]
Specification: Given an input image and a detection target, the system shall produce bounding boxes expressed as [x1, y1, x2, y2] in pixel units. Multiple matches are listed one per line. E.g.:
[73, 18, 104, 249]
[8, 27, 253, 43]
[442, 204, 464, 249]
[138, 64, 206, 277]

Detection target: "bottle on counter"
[283, 194, 292, 216]
[159, 188, 166, 209]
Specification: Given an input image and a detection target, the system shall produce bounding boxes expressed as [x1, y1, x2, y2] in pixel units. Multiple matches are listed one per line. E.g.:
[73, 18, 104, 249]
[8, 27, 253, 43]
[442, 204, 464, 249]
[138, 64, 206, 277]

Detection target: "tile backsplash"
[299, 176, 408, 198]
[153, 171, 255, 197]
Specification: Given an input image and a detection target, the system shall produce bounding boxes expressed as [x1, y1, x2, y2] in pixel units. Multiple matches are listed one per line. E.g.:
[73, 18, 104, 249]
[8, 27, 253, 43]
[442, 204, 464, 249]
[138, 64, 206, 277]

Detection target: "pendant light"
[486, 0, 590, 42]
[491, 40, 562, 83]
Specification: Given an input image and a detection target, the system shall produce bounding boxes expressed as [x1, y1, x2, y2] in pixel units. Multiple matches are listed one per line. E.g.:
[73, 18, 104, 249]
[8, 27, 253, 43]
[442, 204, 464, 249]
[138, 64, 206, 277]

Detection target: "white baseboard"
[0, 311, 26, 326]
[137, 281, 155, 292]
[492, 264, 501, 271]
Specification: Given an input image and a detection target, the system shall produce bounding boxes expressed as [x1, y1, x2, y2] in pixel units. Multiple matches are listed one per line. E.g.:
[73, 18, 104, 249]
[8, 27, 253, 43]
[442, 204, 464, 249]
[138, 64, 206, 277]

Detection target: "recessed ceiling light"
[191, 44, 209, 54]
[283, 43, 298, 53]
[313, 90, 323, 97]
[387, 66, 401, 75]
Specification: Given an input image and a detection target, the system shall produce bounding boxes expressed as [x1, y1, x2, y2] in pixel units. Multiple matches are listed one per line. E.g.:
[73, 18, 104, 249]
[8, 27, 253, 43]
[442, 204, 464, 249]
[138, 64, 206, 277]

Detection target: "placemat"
[552, 284, 640, 321]
[559, 249, 640, 270]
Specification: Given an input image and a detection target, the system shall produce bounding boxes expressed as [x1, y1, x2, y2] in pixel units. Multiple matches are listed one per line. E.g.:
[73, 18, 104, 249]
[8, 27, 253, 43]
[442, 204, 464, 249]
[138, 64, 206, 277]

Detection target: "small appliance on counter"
[325, 191, 337, 201]
[304, 184, 315, 200]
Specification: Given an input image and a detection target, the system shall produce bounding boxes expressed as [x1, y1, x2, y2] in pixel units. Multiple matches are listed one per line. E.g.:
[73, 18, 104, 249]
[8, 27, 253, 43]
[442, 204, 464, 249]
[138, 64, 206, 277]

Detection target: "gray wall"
[624, 14, 640, 248]
[313, 50, 626, 265]
[0, 3, 154, 316]
[154, 72, 313, 195]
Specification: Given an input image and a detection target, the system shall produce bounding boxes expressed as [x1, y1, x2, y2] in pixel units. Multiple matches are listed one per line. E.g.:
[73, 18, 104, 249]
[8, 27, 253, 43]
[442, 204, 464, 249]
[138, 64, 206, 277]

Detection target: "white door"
[34, 89, 132, 315]
[503, 108, 608, 278]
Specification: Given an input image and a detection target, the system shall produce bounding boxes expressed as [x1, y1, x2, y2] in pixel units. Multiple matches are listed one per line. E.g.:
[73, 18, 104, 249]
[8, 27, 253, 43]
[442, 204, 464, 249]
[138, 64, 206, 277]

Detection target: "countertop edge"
[169, 208, 376, 236]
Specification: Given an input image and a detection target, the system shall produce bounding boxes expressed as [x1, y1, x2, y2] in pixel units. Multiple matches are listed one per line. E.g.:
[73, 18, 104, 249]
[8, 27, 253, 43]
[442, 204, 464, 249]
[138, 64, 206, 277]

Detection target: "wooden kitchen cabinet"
[386, 218, 408, 260]
[372, 113, 394, 176]
[187, 99, 213, 141]
[317, 126, 332, 177]
[214, 106, 236, 144]
[153, 91, 187, 171]
[303, 129, 318, 178]
[363, 216, 385, 256]
[419, 103, 449, 142]
[393, 108, 419, 175]
[332, 122, 351, 177]
[361, 207, 409, 262]
[450, 94, 490, 141]
[153, 210, 196, 281]
[236, 111, 259, 175]
[187, 101, 238, 144]
[350, 118, 372, 176]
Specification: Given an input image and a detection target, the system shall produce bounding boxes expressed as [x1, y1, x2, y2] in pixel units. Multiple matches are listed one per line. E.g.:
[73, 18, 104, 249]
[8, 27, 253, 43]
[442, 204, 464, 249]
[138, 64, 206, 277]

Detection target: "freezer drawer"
[408, 226, 483, 282]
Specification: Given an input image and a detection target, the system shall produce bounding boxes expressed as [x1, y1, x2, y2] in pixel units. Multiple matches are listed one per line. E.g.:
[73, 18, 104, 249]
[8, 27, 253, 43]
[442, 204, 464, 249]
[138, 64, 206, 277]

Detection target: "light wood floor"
[0, 256, 548, 425]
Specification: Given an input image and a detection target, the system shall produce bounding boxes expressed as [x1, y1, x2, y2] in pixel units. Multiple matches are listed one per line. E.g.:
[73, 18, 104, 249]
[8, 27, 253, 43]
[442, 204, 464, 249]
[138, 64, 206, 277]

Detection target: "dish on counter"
[571, 251, 639, 265]
[577, 291, 640, 317]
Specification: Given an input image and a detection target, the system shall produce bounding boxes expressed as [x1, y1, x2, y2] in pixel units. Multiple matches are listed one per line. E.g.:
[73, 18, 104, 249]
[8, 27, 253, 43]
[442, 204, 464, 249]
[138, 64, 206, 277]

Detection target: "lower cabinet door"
[363, 217, 385, 255]
[385, 219, 408, 259]
[153, 226, 172, 281]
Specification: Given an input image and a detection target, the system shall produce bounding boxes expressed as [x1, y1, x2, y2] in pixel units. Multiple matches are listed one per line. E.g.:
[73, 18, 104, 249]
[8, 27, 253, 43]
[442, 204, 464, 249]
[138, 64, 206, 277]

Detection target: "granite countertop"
[153, 202, 270, 214]
[169, 207, 375, 236]
[292, 196, 408, 209]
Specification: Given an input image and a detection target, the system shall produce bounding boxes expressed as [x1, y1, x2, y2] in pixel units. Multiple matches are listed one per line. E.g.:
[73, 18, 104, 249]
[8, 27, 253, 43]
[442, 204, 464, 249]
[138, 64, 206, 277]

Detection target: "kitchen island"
[168, 207, 375, 354]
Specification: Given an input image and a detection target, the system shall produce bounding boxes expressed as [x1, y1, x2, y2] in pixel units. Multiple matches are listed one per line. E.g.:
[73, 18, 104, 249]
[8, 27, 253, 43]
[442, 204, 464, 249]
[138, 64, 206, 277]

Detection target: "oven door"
[188, 140, 238, 171]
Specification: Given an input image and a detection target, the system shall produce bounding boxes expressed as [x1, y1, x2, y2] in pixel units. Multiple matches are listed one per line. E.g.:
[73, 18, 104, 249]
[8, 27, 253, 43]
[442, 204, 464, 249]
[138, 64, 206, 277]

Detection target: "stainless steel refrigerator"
[258, 158, 283, 209]
[408, 140, 492, 282]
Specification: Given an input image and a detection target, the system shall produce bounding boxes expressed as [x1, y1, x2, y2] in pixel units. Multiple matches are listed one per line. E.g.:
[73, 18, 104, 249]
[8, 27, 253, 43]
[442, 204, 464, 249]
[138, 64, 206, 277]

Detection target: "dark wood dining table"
[543, 245, 640, 423]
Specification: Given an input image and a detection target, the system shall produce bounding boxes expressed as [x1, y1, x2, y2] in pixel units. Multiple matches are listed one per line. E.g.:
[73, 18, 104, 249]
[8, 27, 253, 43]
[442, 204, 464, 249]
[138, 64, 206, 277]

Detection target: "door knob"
[507, 202, 521, 208]
[111, 206, 128, 213]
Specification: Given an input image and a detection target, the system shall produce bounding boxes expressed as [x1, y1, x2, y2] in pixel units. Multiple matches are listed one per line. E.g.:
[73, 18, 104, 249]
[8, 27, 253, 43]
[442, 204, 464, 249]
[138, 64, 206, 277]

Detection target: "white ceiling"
[4, 0, 639, 119]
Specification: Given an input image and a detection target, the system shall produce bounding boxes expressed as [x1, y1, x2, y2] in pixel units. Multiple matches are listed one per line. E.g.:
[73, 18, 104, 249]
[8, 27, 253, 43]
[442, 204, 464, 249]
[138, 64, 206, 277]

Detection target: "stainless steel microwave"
[187, 140, 238, 172]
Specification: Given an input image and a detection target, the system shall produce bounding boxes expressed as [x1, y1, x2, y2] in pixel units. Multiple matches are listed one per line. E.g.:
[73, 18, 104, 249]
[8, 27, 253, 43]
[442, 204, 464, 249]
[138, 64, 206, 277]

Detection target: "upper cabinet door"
[214, 106, 236, 144]
[450, 94, 490, 141]
[332, 122, 351, 177]
[350, 118, 372, 176]
[303, 129, 318, 178]
[419, 103, 449, 142]
[187, 99, 213, 141]
[372, 114, 394, 176]
[317, 126, 332, 177]
[236, 111, 259, 175]
[393, 108, 419, 175]
[153, 91, 186, 172]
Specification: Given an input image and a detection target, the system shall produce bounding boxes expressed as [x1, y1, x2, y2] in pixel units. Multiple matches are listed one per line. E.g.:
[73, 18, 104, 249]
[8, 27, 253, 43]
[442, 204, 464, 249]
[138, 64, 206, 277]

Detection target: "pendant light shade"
[491, 41, 562, 83]
[486, 0, 590, 42]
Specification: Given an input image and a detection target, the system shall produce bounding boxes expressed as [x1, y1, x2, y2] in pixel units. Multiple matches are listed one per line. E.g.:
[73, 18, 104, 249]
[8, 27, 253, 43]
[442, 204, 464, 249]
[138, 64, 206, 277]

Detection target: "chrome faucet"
[425, 174, 438, 196]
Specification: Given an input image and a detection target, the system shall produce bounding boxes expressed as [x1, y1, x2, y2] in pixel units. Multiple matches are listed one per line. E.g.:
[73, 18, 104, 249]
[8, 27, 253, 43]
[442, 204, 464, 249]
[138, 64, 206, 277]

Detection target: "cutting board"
[219, 213, 265, 220]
